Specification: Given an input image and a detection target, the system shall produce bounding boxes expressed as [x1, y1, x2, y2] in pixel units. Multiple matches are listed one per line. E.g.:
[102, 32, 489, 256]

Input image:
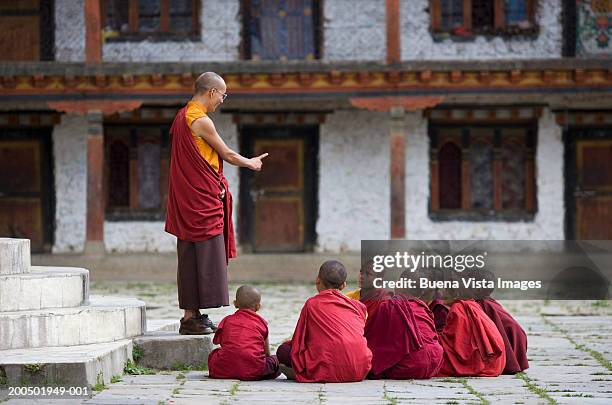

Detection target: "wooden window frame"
[429, 0, 538, 38]
[104, 122, 170, 221]
[429, 121, 537, 222]
[101, 0, 201, 42]
[239, 0, 324, 61]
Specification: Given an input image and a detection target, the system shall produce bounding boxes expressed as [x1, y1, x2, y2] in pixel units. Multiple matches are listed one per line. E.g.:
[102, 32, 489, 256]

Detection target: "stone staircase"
[0, 238, 146, 388]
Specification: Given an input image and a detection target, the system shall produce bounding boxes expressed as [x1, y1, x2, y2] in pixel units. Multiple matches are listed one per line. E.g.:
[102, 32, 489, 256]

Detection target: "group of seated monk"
[208, 260, 528, 382]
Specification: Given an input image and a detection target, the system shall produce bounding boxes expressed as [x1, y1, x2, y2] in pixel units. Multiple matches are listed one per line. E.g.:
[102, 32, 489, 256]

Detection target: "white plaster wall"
[400, 0, 563, 60]
[104, 221, 175, 252]
[103, 0, 241, 62]
[317, 110, 390, 252]
[323, 0, 386, 61]
[55, 0, 85, 62]
[52, 114, 87, 252]
[212, 112, 240, 240]
[405, 109, 565, 240]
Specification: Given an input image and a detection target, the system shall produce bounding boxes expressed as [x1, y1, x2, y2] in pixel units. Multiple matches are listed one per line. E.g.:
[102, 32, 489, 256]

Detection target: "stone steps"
[0, 339, 133, 388]
[0, 296, 146, 350]
[133, 330, 213, 370]
[0, 266, 89, 312]
[0, 238, 30, 275]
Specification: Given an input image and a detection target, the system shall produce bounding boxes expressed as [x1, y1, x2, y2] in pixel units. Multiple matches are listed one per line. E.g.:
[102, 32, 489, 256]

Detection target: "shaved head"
[235, 285, 261, 310]
[194, 71, 225, 95]
[318, 260, 347, 289]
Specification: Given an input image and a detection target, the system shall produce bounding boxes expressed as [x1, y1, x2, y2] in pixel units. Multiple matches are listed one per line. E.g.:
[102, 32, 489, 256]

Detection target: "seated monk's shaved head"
[194, 71, 225, 95]
[318, 260, 347, 290]
[235, 285, 261, 310]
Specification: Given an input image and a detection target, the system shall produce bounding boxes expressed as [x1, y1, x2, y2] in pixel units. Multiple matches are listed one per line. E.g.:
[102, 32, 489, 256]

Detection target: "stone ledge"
[0, 296, 146, 350]
[0, 238, 30, 275]
[0, 266, 89, 312]
[133, 331, 213, 370]
[0, 339, 133, 388]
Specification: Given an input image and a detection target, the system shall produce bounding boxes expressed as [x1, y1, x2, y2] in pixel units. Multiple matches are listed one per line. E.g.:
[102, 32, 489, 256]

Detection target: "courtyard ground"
[6, 280, 611, 405]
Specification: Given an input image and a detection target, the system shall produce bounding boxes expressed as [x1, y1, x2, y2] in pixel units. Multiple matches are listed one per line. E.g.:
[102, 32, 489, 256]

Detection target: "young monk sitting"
[208, 285, 280, 381]
[364, 269, 443, 379]
[345, 260, 394, 324]
[276, 260, 372, 383]
[471, 269, 529, 374]
[437, 271, 506, 377]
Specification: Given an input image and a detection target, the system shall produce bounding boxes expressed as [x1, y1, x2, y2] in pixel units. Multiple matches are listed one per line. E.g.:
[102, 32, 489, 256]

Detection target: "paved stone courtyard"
[5, 281, 612, 404]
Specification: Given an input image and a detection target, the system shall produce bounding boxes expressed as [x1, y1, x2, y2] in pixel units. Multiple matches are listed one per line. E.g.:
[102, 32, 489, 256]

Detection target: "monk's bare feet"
[279, 364, 295, 380]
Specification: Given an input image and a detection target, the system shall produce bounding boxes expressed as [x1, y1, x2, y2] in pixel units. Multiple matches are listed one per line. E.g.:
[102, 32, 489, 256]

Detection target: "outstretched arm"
[192, 116, 268, 171]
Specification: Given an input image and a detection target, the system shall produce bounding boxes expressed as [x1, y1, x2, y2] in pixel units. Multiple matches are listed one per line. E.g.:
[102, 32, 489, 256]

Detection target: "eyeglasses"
[212, 88, 228, 101]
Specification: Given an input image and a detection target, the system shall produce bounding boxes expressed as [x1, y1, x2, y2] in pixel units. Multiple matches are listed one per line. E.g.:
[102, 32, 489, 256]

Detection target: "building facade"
[0, 0, 610, 254]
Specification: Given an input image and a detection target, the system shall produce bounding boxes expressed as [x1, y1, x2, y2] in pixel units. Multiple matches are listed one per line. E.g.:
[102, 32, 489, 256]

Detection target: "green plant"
[516, 372, 557, 405]
[132, 344, 144, 362]
[23, 364, 43, 374]
[123, 360, 156, 375]
[92, 372, 105, 392]
[110, 375, 122, 384]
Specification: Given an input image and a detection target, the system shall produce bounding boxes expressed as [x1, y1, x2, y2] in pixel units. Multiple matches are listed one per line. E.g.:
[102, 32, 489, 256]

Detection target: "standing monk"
[165, 72, 268, 335]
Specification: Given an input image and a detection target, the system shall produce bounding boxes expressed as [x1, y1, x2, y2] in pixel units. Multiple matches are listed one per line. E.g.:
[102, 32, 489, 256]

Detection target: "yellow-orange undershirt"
[345, 288, 361, 300]
[185, 100, 220, 172]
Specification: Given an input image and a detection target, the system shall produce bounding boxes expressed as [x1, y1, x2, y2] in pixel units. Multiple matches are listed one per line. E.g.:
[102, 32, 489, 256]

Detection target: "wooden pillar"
[85, 0, 102, 63]
[86, 111, 105, 253]
[390, 106, 406, 238]
[385, 0, 401, 64]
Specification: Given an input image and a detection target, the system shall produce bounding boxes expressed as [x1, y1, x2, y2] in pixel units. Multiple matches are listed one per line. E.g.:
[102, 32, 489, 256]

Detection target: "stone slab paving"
[3, 282, 611, 405]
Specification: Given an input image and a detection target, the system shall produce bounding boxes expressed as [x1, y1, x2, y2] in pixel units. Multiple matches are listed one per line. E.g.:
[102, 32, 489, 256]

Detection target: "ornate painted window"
[241, 0, 322, 60]
[430, 0, 538, 38]
[104, 108, 175, 220]
[428, 112, 537, 221]
[101, 0, 200, 41]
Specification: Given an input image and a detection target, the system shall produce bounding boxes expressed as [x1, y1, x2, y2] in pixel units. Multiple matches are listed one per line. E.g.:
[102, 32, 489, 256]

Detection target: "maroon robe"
[290, 289, 372, 383]
[429, 298, 450, 333]
[438, 300, 505, 377]
[165, 107, 236, 262]
[477, 298, 529, 374]
[365, 295, 443, 379]
[208, 309, 277, 380]
[360, 288, 393, 326]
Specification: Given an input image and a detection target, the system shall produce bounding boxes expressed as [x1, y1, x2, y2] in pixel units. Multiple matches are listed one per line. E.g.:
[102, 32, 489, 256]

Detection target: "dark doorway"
[239, 125, 318, 252]
[0, 128, 54, 252]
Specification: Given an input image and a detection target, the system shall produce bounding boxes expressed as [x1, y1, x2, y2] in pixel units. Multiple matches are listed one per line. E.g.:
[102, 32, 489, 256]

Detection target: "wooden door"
[240, 126, 318, 252]
[0, 130, 53, 252]
[574, 137, 612, 239]
[0, 0, 54, 62]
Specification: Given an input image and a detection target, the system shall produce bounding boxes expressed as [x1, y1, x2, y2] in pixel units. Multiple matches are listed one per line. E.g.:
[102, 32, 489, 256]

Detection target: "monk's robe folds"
[361, 288, 394, 326]
[478, 298, 529, 374]
[438, 300, 506, 377]
[365, 295, 443, 379]
[290, 289, 372, 383]
[166, 107, 236, 261]
[208, 309, 271, 381]
[429, 298, 450, 333]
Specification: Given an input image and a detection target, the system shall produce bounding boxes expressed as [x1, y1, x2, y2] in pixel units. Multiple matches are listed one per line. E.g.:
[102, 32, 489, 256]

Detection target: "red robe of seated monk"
[290, 289, 372, 383]
[438, 300, 506, 377]
[365, 295, 443, 379]
[477, 298, 529, 374]
[361, 288, 394, 322]
[208, 309, 278, 381]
